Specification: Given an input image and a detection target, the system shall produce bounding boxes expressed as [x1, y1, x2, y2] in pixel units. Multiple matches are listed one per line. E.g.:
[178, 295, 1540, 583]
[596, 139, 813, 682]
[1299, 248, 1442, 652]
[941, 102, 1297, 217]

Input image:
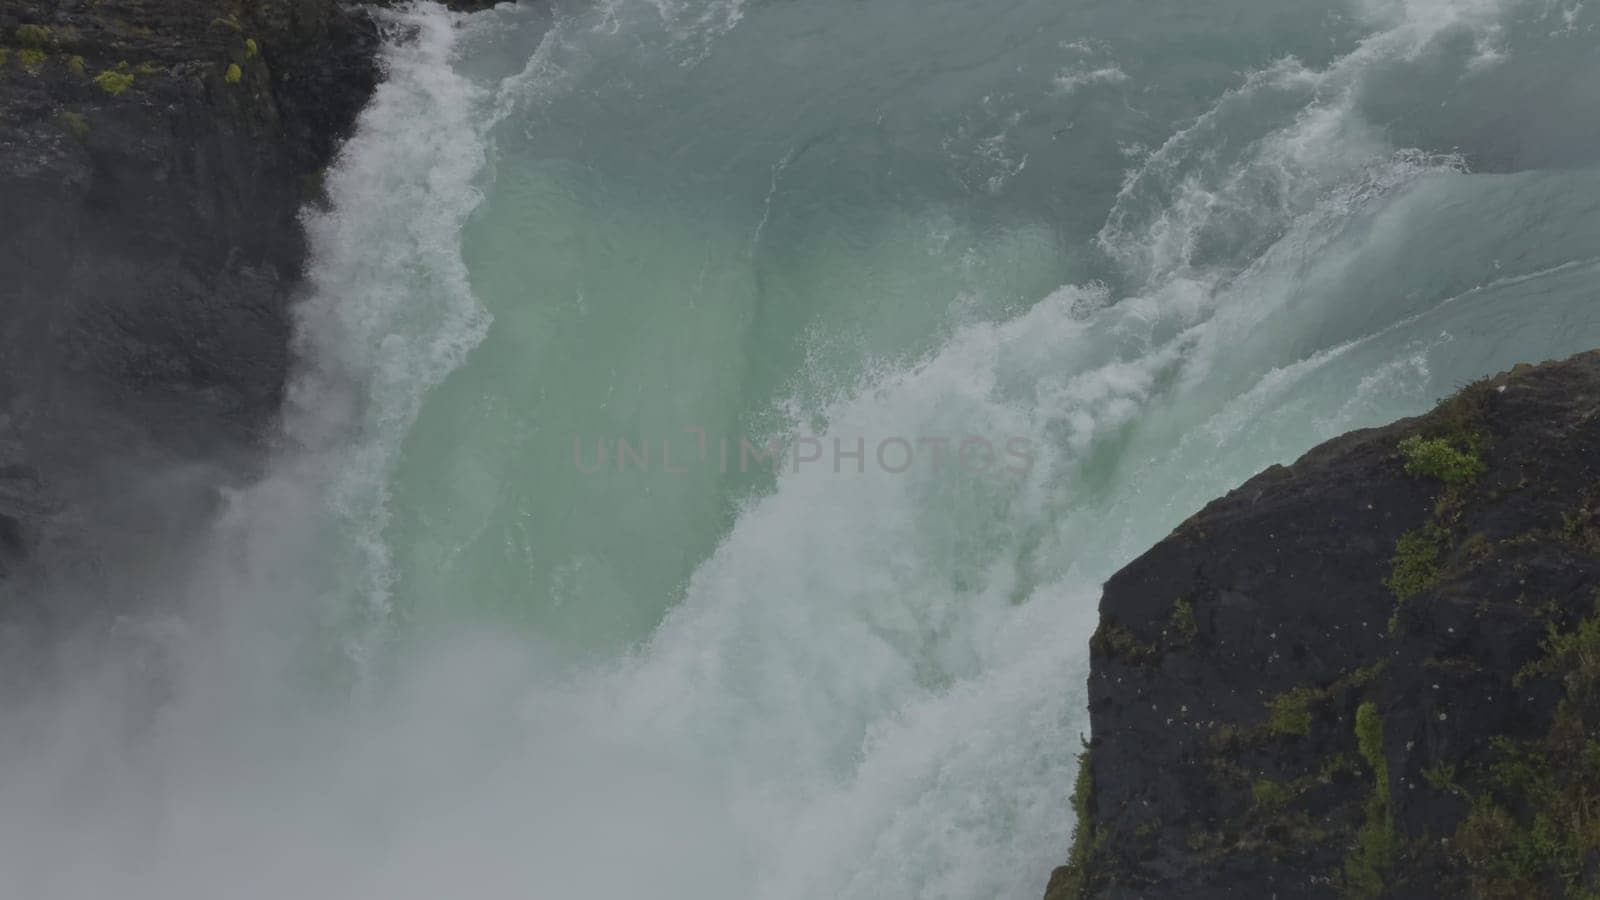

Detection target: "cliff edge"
[1050, 350, 1600, 898]
[0, 0, 390, 602]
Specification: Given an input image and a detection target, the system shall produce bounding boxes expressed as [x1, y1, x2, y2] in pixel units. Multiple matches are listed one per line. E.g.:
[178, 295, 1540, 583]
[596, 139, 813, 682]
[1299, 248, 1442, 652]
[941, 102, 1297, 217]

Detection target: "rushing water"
[4, 0, 1600, 897]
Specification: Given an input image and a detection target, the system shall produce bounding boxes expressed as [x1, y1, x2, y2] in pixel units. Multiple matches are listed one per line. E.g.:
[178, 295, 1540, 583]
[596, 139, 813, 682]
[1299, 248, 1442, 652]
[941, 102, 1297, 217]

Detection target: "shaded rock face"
[1050, 350, 1600, 899]
[0, 0, 382, 616]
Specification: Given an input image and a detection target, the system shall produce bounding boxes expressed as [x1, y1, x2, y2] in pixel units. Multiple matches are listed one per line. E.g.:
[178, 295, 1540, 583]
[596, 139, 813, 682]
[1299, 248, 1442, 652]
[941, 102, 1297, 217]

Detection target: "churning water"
[3, 0, 1600, 897]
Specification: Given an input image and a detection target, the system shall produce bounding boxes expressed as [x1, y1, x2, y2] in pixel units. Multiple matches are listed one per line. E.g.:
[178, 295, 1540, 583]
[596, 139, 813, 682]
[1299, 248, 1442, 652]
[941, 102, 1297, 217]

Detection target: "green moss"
[56, 110, 89, 139]
[15, 23, 79, 51]
[1387, 521, 1450, 603]
[1182, 764, 1335, 868]
[1454, 773, 1596, 896]
[1070, 749, 1095, 843]
[135, 61, 165, 76]
[1516, 598, 1600, 690]
[1422, 762, 1462, 795]
[1318, 751, 1356, 784]
[15, 48, 46, 74]
[1251, 778, 1290, 810]
[1090, 621, 1157, 665]
[1169, 598, 1197, 642]
[211, 16, 244, 32]
[15, 24, 53, 48]
[1342, 702, 1397, 899]
[1223, 667, 1385, 749]
[1448, 601, 1600, 897]
[67, 54, 86, 77]
[1266, 686, 1319, 738]
[245, 38, 259, 58]
[1560, 497, 1600, 554]
[1455, 806, 1579, 896]
[225, 63, 242, 84]
[93, 67, 134, 95]
[1355, 702, 1389, 802]
[1427, 379, 1493, 451]
[1399, 435, 1486, 485]
[1344, 810, 1399, 899]
[1349, 662, 1387, 688]
[100, 18, 154, 38]
[1047, 748, 1104, 900]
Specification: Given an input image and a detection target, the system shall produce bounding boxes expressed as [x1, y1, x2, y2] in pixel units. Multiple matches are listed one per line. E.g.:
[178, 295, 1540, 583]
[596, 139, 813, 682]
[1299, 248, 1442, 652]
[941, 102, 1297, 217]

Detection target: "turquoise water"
[3, 0, 1600, 897]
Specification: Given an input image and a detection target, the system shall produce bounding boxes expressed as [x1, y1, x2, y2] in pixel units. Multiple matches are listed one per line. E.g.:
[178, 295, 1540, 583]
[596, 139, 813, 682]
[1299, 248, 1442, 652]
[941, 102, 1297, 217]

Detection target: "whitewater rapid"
[3, 0, 1599, 897]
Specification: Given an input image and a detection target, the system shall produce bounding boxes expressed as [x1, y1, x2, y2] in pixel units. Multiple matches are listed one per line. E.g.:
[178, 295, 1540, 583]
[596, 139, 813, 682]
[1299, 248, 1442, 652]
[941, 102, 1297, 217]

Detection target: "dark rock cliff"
[0, 0, 538, 628]
[1048, 350, 1600, 899]
[0, 0, 391, 618]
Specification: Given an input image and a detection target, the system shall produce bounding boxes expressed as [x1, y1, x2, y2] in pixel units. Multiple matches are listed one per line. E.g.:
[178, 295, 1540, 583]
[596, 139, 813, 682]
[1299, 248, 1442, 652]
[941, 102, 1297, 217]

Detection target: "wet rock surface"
[0, 0, 389, 621]
[1050, 350, 1600, 899]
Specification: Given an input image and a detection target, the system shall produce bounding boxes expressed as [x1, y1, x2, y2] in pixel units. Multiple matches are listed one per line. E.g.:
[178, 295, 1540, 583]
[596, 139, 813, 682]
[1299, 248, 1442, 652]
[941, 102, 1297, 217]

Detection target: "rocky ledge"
[1049, 350, 1600, 899]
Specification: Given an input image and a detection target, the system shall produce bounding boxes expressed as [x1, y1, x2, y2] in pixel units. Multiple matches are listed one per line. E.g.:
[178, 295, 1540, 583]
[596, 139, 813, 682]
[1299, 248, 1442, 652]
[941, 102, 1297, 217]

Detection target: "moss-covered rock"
[1054, 351, 1600, 898]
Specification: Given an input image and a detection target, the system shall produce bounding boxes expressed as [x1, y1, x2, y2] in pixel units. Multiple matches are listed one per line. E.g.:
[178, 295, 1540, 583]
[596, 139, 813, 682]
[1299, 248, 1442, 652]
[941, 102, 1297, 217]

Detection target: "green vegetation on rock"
[1518, 597, 1600, 690]
[1251, 778, 1290, 810]
[1386, 522, 1447, 601]
[13, 23, 79, 57]
[1089, 621, 1157, 665]
[1382, 390, 1501, 631]
[1449, 602, 1600, 897]
[1398, 435, 1486, 485]
[1354, 703, 1388, 799]
[1227, 666, 1384, 748]
[225, 63, 242, 84]
[15, 24, 55, 48]
[1386, 521, 1450, 616]
[16, 48, 47, 74]
[1046, 748, 1103, 900]
[1422, 762, 1462, 795]
[1560, 492, 1600, 553]
[1170, 598, 1197, 642]
[1342, 701, 1397, 899]
[1265, 686, 1318, 738]
[1061, 359, 1600, 898]
[94, 67, 134, 95]
[57, 110, 89, 139]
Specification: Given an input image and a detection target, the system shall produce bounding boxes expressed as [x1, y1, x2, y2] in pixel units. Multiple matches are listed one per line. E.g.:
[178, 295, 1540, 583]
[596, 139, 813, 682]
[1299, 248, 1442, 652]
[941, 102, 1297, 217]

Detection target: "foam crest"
[288, 3, 494, 658]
